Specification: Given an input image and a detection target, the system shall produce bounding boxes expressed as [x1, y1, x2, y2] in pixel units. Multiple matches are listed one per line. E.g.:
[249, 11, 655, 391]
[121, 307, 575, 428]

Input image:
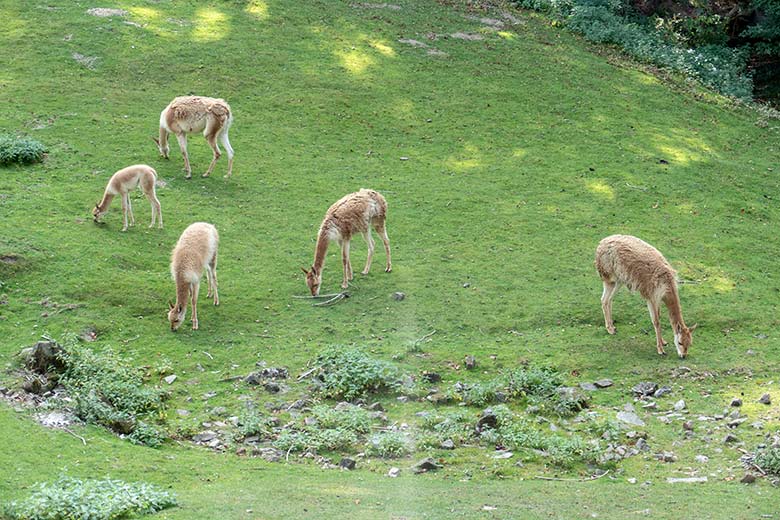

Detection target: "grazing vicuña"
[153, 96, 234, 178]
[168, 222, 219, 331]
[302, 189, 391, 296]
[92, 164, 162, 232]
[595, 234, 696, 358]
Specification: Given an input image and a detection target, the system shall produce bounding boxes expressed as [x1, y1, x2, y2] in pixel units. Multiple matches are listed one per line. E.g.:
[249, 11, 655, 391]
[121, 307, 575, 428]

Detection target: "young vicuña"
[168, 222, 219, 331]
[92, 164, 162, 232]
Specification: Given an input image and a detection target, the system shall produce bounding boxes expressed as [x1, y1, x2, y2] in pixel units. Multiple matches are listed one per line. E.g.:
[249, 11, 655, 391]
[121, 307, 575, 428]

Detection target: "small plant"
[128, 422, 166, 448]
[2, 477, 177, 520]
[235, 408, 272, 440]
[314, 346, 398, 400]
[365, 431, 412, 458]
[505, 366, 562, 399]
[0, 134, 46, 166]
[310, 404, 372, 434]
[754, 447, 780, 476]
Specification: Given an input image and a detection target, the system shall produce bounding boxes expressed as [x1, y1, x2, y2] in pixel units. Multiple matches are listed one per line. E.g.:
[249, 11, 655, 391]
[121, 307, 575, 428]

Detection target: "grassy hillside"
[1, 0, 778, 518]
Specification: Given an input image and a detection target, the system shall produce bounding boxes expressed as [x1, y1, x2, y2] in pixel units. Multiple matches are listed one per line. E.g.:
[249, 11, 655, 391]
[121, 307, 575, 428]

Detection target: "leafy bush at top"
[2, 477, 176, 520]
[310, 404, 372, 434]
[0, 134, 46, 166]
[314, 346, 398, 401]
[505, 366, 563, 398]
[235, 408, 273, 440]
[365, 431, 412, 458]
[55, 338, 166, 446]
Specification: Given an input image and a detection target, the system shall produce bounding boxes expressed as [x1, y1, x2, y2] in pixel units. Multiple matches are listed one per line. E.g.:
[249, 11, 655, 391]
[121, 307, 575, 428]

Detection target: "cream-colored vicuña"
[92, 164, 162, 232]
[595, 234, 696, 358]
[168, 222, 219, 331]
[153, 96, 234, 179]
[302, 189, 392, 296]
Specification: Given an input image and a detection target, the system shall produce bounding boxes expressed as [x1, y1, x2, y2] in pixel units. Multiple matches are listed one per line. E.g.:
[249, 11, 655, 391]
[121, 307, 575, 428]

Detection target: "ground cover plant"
[1, 0, 779, 518]
[0, 135, 46, 166]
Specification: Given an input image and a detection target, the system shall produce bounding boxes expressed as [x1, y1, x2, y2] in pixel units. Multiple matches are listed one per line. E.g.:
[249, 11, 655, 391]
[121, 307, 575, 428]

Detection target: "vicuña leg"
[175, 133, 191, 178]
[202, 132, 221, 178]
[647, 300, 667, 355]
[209, 254, 219, 305]
[374, 221, 392, 273]
[219, 130, 234, 178]
[600, 280, 619, 334]
[127, 196, 135, 226]
[190, 282, 199, 330]
[361, 231, 375, 275]
[121, 194, 129, 231]
[340, 241, 351, 289]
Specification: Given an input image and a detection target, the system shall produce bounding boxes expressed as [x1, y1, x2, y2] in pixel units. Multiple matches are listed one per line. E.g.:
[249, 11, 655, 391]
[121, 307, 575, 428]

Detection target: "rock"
[642, 402, 658, 410]
[617, 411, 645, 427]
[111, 418, 136, 434]
[673, 400, 686, 411]
[22, 375, 56, 395]
[632, 382, 658, 397]
[163, 375, 177, 385]
[210, 406, 228, 417]
[369, 402, 385, 412]
[636, 438, 650, 452]
[440, 439, 455, 450]
[695, 455, 709, 463]
[683, 421, 694, 431]
[176, 409, 190, 417]
[245, 367, 288, 385]
[758, 393, 771, 405]
[594, 379, 614, 388]
[387, 467, 400, 477]
[23, 341, 65, 374]
[727, 418, 747, 428]
[492, 451, 513, 459]
[555, 386, 588, 411]
[656, 451, 677, 462]
[412, 457, 442, 473]
[751, 421, 765, 429]
[392, 292, 405, 301]
[740, 474, 756, 484]
[654, 386, 672, 398]
[464, 355, 476, 370]
[580, 382, 598, 392]
[476, 409, 498, 432]
[627, 478, 637, 484]
[263, 382, 281, 393]
[667, 477, 707, 483]
[339, 458, 356, 470]
[730, 398, 742, 407]
[422, 371, 441, 384]
[724, 433, 739, 444]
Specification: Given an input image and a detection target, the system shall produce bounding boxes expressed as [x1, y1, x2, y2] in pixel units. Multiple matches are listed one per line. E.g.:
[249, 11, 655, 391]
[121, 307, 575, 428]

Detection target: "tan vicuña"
[92, 164, 162, 232]
[168, 222, 219, 331]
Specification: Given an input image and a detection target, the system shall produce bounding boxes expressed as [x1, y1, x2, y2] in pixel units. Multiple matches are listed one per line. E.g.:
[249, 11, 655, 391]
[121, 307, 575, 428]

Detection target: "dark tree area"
[631, 0, 780, 102]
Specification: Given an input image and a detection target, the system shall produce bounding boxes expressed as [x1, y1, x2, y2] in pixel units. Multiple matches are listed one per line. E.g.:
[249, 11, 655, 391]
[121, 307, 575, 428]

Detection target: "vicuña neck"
[312, 225, 330, 273]
[98, 192, 115, 211]
[664, 285, 686, 329]
[159, 125, 169, 148]
[175, 275, 190, 310]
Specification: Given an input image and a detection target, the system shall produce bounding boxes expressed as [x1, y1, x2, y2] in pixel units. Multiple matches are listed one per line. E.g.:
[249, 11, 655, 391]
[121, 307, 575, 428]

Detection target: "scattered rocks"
[163, 375, 177, 385]
[724, 433, 739, 444]
[193, 431, 218, 443]
[464, 355, 477, 370]
[476, 409, 498, 432]
[740, 474, 756, 484]
[730, 398, 742, 407]
[412, 457, 442, 474]
[656, 451, 677, 462]
[245, 367, 288, 385]
[21, 341, 65, 374]
[594, 379, 614, 388]
[580, 382, 598, 392]
[86, 7, 127, 17]
[635, 438, 650, 452]
[387, 467, 400, 478]
[339, 457, 356, 470]
[422, 371, 441, 384]
[450, 32, 484, 41]
[392, 292, 405, 301]
[617, 411, 645, 427]
[695, 455, 709, 463]
[36, 411, 74, 428]
[758, 393, 771, 405]
[654, 386, 672, 398]
[632, 382, 658, 397]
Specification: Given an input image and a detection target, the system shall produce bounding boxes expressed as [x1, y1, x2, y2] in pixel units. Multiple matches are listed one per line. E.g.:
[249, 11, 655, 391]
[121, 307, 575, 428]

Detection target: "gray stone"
[464, 355, 477, 370]
[758, 393, 771, 405]
[594, 379, 614, 388]
[654, 386, 673, 398]
[163, 374, 177, 384]
[369, 402, 385, 412]
[730, 398, 742, 407]
[492, 450, 514, 459]
[193, 431, 217, 443]
[387, 467, 400, 477]
[673, 399, 686, 411]
[476, 409, 498, 432]
[617, 411, 645, 427]
[724, 433, 739, 443]
[727, 418, 747, 428]
[632, 382, 658, 397]
[392, 292, 405, 301]
[683, 421, 694, 431]
[176, 409, 190, 417]
[636, 438, 650, 452]
[440, 439, 455, 450]
[580, 382, 598, 392]
[695, 455, 709, 463]
[656, 451, 677, 462]
[667, 477, 707, 483]
[339, 458, 356, 470]
[412, 457, 442, 474]
[24, 341, 65, 374]
[422, 371, 441, 383]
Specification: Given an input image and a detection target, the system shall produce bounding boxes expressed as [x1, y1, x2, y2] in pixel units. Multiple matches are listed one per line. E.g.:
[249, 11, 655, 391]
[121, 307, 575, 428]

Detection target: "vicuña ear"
[300, 267, 309, 275]
[689, 323, 698, 332]
[168, 300, 175, 310]
[152, 137, 160, 146]
[177, 304, 182, 312]
[311, 266, 318, 276]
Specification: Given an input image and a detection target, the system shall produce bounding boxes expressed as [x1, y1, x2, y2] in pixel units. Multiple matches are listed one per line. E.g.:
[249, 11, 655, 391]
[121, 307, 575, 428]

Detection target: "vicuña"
[92, 164, 162, 231]
[168, 222, 219, 331]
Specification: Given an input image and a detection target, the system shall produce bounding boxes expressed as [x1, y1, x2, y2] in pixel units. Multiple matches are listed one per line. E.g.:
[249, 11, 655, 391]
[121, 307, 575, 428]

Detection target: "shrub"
[365, 431, 412, 458]
[420, 410, 474, 445]
[310, 404, 372, 434]
[235, 408, 272, 440]
[2, 477, 176, 520]
[314, 346, 397, 400]
[127, 422, 166, 448]
[505, 366, 562, 399]
[0, 134, 46, 166]
[754, 447, 780, 476]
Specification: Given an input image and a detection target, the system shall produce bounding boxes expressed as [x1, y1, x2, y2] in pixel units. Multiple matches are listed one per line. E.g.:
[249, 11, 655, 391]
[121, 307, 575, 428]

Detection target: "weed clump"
[2, 477, 177, 520]
[754, 447, 780, 476]
[0, 134, 46, 166]
[365, 431, 412, 458]
[314, 346, 397, 400]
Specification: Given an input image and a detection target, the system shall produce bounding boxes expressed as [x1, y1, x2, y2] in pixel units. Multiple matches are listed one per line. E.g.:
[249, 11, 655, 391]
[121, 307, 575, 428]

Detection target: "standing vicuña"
[595, 234, 696, 358]
[302, 189, 392, 296]
[153, 96, 234, 179]
[168, 222, 219, 331]
[92, 164, 162, 231]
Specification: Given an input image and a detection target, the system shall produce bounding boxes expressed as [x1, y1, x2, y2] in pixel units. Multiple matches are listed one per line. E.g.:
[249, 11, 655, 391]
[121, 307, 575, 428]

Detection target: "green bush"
[365, 431, 412, 458]
[310, 404, 372, 434]
[235, 408, 273, 440]
[0, 134, 46, 166]
[127, 422, 166, 448]
[2, 477, 176, 520]
[314, 346, 397, 401]
[754, 447, 780, 476]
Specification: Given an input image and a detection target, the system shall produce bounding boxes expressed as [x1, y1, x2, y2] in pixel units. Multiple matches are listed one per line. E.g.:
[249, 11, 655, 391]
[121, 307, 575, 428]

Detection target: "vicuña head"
[167, 300, 185, 331]
[301, 266, 321, 296]
[152, 136, 170, 159]
[92, 201, 106, 222]
[673, 323, 697, 358]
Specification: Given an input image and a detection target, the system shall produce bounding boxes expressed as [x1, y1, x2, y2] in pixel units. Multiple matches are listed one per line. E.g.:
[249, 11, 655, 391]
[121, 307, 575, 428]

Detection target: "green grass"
[1, 0, 779, 518]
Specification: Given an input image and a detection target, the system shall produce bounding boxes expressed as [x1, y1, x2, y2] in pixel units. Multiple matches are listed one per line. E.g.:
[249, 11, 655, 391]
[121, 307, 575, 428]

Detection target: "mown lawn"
[1, 0, 778, 518]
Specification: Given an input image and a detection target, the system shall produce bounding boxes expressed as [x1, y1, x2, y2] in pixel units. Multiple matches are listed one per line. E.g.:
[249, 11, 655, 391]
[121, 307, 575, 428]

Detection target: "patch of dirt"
[37, 410, 76, 429]
[427, 48, 448, 57]
[465, 15, 504, 28]
[72, 53, 99, 70]
[500, 11, 524, 25]
[0, 254, 20, 264]
[350, 2, 401, 9]
[451, 32, 484, 40]
[398, 38, 428, 48]
[86, 7, 127, 17]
